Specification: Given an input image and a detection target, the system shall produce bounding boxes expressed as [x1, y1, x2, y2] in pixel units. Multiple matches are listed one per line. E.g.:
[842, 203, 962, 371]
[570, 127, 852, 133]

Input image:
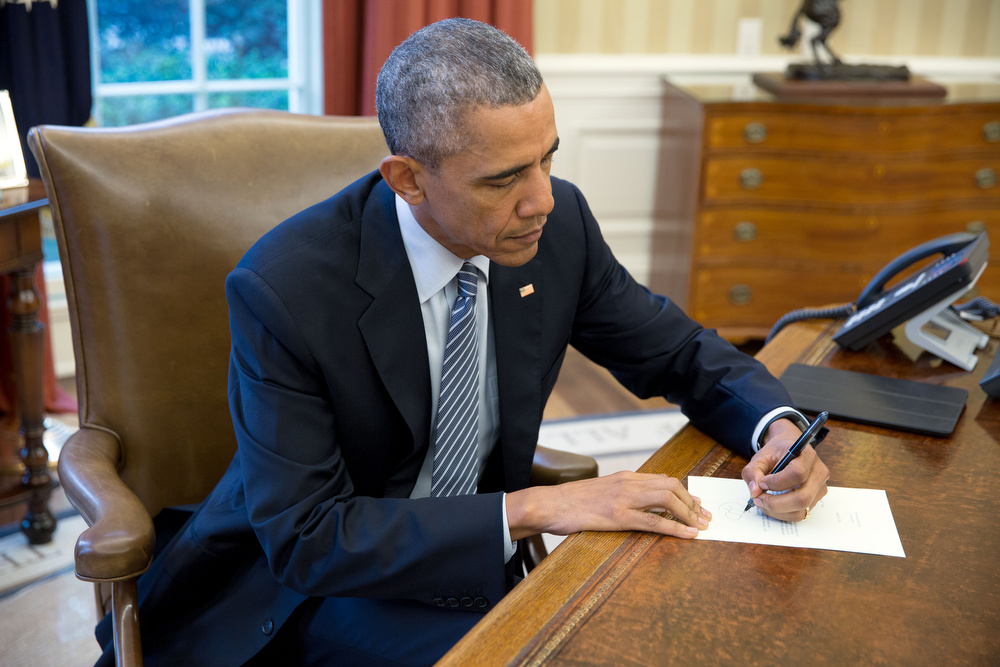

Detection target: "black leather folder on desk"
[780, 363, 967, 436]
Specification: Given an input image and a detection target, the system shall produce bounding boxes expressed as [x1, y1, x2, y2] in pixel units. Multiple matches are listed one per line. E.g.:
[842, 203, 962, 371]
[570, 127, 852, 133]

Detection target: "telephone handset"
[833, 231, 990, 368]
[855, 232, 980, 309]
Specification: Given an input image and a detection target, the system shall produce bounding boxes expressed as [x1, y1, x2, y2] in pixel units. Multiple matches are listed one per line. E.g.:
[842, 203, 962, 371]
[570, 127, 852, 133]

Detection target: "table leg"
[8, 265, 55, 544]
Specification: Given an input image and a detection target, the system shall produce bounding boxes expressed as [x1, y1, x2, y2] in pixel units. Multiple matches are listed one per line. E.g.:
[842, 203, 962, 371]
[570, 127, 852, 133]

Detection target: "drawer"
[705, 108, 1000, 153]
[689, 266, 875, 330]
[702, 157, 1000, 204]
[693, 208, 1000, 265]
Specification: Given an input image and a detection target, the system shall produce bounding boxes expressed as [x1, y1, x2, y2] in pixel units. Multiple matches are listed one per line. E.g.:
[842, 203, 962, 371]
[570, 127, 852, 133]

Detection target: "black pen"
[744, 411, 829, 512]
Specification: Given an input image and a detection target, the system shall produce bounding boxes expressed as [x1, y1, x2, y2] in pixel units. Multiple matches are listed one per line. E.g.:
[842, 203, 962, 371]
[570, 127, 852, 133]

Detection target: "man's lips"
[511, 223, 545, 244]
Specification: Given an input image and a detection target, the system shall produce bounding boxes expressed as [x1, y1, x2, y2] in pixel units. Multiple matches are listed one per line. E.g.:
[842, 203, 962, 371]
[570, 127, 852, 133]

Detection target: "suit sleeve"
[558, 181, 793, 459]
[225, 267, 508, 608]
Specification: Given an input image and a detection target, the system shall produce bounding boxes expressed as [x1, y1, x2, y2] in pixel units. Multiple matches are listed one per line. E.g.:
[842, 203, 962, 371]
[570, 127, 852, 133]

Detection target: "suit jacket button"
[261, 619, 274, 636]
[474, 597, 488, 608]
[446, 597, 460, 608]
[460, 597, 474, 608]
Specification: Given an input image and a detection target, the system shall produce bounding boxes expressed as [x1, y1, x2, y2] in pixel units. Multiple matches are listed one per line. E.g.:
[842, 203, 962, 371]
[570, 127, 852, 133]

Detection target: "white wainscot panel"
[572, 120, 662, 218]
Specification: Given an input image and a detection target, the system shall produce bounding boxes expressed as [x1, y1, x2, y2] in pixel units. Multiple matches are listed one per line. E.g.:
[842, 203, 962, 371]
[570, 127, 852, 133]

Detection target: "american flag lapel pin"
[518, 283, 535, 298]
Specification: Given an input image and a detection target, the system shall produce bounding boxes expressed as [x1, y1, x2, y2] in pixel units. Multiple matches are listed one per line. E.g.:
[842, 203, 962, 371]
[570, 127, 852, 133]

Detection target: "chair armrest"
[529, 445, 598, 486]
[57, 427, 155, 582]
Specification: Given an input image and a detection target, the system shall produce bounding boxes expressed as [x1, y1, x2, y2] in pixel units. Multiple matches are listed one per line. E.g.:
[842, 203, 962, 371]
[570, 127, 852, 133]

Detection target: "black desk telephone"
[769, 232, 992, 371]
[833, 232, 989, 355]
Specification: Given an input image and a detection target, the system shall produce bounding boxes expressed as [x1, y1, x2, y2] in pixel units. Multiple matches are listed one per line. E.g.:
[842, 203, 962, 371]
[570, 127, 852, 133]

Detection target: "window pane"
[99, 95, 195, 127]
[205, 0, 288, 80]
[207, 90, 289, 111]
[97, 0, 192, 83]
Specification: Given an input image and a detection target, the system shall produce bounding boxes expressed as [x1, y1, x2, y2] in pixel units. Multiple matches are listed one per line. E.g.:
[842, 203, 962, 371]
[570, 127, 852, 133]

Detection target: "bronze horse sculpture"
[779, 0, 842, 65]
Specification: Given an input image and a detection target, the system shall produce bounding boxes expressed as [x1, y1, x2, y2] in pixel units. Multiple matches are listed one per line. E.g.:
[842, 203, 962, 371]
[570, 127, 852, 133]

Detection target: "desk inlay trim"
[518, 532, 658, 665]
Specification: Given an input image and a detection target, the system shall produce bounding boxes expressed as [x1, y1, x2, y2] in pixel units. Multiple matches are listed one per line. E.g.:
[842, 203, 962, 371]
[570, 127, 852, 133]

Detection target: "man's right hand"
[504, 471, 711, 542]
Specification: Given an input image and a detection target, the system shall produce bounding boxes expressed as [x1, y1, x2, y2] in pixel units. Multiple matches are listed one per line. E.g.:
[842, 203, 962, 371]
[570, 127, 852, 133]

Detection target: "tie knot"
[457, 262, 477, 299]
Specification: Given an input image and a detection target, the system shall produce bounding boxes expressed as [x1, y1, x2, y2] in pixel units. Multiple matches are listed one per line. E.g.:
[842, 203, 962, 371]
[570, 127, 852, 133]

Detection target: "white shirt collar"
[395, 194, 490, 303]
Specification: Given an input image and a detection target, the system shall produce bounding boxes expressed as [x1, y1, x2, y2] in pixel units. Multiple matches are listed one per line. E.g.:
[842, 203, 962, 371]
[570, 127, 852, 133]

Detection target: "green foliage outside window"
[96, 0, 192, 84]
[95, 0, 290, 126]
[206, 0, 288, 80]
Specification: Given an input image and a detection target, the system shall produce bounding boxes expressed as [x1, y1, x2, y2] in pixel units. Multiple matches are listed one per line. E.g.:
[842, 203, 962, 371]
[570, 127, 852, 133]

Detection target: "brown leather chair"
[28, 109, 596, 667]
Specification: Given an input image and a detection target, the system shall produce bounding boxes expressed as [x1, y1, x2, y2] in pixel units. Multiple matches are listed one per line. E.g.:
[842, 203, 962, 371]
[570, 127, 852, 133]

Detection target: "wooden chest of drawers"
[678, 82, 1000, 341]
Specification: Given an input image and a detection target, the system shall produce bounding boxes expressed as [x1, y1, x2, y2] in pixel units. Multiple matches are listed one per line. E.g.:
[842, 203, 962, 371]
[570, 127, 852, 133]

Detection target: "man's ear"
[379, 155, 425, 205]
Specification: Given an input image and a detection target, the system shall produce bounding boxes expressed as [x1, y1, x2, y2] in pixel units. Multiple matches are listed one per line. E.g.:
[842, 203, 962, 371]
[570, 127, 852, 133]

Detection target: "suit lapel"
[356, 182, 432, 490]
[490, 259, 544, 491]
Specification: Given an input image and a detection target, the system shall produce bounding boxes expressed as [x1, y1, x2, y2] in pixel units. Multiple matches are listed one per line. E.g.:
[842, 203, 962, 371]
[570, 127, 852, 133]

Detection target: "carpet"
[0, 513, 85, 598]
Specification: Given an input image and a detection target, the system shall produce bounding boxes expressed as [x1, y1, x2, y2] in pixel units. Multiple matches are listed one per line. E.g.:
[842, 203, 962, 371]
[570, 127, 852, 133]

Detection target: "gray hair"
[375, 18, 543, 170]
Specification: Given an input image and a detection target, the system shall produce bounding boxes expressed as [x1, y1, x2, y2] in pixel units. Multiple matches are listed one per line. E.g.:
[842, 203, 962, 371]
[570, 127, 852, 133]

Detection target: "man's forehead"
[454, 97, 556, 162]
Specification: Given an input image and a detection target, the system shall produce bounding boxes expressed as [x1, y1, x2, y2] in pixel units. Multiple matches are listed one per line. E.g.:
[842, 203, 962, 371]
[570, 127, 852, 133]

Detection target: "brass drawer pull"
[976, 168, 997, 189]
[733, 221, 757, 242]
[984, 121, 1000, 143]
[739, 168, 763, 190]
[744, 122, 768, 144]
[728, 284, 753, 306]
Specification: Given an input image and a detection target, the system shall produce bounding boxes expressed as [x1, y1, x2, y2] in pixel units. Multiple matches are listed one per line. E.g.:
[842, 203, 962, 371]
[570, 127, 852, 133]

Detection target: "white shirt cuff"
[501, 493, 517, 563]
[751, 406, 808, 452]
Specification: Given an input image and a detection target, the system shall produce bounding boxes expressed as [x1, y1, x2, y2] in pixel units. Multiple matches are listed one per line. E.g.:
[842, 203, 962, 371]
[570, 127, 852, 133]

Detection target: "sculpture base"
[752, 72, 947, 99]
[786, 62, 911, 81]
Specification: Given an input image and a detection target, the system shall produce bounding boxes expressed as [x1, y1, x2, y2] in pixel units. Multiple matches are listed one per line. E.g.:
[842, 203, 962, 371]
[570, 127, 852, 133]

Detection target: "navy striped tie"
[430, 262, 480, 497]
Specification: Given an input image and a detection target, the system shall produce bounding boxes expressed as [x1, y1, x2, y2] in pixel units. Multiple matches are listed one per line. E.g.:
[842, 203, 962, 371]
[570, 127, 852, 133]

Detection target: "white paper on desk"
[687, 476, 906, 558]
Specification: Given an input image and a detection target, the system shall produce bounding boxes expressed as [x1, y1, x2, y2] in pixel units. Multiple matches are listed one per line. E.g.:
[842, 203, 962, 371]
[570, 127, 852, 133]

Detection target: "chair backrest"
[29, 109, 388, 517]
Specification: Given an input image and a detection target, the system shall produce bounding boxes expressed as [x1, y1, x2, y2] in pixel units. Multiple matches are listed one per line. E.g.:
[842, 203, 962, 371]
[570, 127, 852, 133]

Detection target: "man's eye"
[489, 177, 517, 190]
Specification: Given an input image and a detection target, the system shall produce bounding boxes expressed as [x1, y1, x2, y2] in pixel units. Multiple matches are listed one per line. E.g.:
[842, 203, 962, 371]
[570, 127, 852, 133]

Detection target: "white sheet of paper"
[687, 476, 905, 558]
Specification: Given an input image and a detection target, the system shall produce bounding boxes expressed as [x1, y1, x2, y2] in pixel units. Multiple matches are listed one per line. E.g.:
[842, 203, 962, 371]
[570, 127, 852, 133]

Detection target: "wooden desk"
[440, 321, 1000, 665]
[0, 179, 56, 544]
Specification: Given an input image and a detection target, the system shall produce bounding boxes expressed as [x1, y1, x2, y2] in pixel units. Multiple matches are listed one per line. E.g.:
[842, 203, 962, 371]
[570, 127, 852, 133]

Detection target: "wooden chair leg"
[521, 534, 549, 574]
[112, 578, 143, 667]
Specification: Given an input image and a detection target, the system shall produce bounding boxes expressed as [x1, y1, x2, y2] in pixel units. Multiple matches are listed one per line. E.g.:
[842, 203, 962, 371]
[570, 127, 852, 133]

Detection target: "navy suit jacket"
[100, 173, 794, 666]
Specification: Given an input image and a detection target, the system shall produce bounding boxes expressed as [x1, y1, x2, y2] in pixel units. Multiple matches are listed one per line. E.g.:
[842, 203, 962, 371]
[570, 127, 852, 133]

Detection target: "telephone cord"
[954, 296, 1000, 320]
[765, 303, 855, 344]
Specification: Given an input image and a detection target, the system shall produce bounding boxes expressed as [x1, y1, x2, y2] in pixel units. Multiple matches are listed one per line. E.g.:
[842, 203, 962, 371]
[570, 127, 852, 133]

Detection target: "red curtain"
[322, 0, 534, 117]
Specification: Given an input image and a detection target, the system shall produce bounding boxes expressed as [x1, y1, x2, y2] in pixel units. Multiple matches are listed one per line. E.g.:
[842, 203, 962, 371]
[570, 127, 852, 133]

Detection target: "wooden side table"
[0, 179, 56, 544]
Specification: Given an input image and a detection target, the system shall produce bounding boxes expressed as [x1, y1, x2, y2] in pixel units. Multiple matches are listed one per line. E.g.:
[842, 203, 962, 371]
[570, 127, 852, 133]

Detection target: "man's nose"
[517, 168, 554, 219]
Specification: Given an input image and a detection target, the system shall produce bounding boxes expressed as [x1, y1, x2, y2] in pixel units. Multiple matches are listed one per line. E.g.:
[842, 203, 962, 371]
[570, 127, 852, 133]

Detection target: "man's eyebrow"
[481, 137, 560, 182]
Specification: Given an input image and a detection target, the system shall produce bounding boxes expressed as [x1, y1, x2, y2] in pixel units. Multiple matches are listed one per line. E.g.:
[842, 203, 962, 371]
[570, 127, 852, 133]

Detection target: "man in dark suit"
[98, 17, 829, 667]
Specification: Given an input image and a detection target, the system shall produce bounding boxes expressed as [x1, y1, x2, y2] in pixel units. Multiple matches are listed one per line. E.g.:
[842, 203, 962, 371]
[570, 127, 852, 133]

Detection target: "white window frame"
[85, 0, 324, 124]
